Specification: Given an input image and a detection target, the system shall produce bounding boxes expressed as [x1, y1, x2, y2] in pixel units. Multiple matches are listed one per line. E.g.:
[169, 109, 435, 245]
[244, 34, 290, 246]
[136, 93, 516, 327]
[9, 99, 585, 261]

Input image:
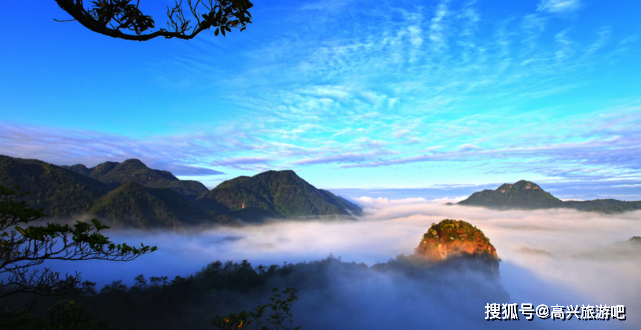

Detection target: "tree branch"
[54, 0, 253, 41]
[1, 184, 157, 317]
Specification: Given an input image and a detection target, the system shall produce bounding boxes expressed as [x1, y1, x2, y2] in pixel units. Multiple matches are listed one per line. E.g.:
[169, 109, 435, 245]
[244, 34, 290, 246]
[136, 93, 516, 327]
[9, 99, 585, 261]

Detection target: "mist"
[39, 198, 641, 329]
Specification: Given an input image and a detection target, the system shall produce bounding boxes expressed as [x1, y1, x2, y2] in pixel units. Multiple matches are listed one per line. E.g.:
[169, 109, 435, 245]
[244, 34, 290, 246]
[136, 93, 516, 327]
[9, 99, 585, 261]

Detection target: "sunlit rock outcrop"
[416, 219, 497, 260]
[414, 219, 500, 275]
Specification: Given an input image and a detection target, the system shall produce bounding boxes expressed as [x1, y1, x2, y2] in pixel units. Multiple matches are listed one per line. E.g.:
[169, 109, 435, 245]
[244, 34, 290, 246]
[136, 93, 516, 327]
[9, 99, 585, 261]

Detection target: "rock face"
[415, 219, 498, 261]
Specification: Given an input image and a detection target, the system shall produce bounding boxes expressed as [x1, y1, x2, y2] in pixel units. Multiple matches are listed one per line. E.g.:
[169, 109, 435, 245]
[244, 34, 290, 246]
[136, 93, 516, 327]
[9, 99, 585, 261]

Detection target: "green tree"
[54, 0, 253, 41]
[133, 274, 148, 289]
[212, 287, 300, 330]
[0, 184, 156, 319]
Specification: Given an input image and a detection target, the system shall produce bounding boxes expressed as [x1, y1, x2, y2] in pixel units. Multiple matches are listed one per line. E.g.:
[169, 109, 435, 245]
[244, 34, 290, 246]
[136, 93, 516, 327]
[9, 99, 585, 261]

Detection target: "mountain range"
[457, 180, 641, 213]
[194, 170, 362, 221]
[0, 155, 361, 228]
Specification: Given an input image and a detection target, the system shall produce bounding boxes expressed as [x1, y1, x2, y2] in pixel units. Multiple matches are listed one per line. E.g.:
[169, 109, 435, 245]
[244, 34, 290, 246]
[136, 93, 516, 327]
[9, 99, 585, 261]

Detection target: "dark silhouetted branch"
[54, 0, 253, 41]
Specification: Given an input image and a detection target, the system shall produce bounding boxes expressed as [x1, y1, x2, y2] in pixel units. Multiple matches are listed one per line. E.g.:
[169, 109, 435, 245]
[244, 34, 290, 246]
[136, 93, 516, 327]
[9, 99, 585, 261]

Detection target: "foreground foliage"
[212, 287, 300, 330]
[12, 249, 505, 330]
[0, 184, 156, 319]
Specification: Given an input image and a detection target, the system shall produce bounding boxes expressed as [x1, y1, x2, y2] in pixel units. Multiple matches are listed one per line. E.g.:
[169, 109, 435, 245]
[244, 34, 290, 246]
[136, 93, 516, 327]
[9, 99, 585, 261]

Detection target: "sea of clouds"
[40, 197, 641, 329]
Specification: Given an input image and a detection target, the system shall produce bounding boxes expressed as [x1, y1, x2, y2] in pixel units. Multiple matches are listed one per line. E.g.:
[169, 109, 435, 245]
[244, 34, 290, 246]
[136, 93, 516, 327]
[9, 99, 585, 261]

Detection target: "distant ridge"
[458, 180, 641, 214]
[62, 159, 208, 201]
[0, 155, 361, 227]
[195, 170, 362, 222]
[458, 180, 563, 210]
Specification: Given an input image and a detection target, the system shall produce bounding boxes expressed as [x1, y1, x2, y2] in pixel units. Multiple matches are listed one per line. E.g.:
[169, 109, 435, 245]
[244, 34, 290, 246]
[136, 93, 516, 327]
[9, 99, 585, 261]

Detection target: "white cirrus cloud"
[356, 196, 430, 204]
[537, 0, 581, 13]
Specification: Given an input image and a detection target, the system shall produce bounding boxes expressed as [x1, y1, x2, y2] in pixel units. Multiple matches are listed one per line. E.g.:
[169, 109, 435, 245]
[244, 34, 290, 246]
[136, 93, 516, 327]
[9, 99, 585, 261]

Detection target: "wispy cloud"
[428, 1, 449, 50]
[299, 0, 355, 12]
[3, 0, 639, 189]
[333, 106, 641, 182]
[156, 163, 224, 176]
[291, 150, 391, 166]
[211, 157, 274, 170]
[4, 103, 640, 184]
[0, 121, 265, 174]
[537, 0, 581, 13]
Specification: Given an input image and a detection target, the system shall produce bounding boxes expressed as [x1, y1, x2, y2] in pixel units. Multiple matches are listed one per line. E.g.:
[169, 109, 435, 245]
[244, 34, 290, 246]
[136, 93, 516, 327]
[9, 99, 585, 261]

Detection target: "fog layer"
[42, 198, 641, 329]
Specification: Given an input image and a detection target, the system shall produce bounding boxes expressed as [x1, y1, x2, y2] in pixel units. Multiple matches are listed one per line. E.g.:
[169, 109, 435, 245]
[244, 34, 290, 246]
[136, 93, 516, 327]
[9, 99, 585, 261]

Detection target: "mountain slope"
[321, 190, 363, 216]
[196, 170, 361, 221]
[2, 155, 361, 226]
[62, 159, 208, 201]
[0, 155, 111, 217]
[89, 182, 234, 228]
[562, 199, 641, 214]
[0, 155, 229, 227]
[62, 159, 176, 187]
[458, 180, 641, 213]
[458, 180, 563, 210]
[336, 195, 363, 215]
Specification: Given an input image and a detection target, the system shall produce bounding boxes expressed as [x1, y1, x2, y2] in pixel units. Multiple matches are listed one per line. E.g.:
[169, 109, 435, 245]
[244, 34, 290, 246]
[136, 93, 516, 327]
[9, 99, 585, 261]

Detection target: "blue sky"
[1, 0, 640, 198]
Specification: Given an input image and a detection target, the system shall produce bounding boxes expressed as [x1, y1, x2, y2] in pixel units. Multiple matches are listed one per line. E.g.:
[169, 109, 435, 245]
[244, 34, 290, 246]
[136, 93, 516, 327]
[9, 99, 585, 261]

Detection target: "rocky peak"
[415, 219, 498, 261]
[496, 180, 540, 192]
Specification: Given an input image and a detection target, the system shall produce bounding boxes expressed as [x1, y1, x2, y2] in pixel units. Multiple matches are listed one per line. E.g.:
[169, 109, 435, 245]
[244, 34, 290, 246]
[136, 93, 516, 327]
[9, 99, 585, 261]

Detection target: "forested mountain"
[458, 180, 641, 213]
[89, 182, 234, 228]
[458, 180, 563, 209]
[0, 155, 361, 227]
[562, 199, 641, 213]
[62, 159, 208, 201]
[0, 155, 110, 217]
[195, 170, 362, 222]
